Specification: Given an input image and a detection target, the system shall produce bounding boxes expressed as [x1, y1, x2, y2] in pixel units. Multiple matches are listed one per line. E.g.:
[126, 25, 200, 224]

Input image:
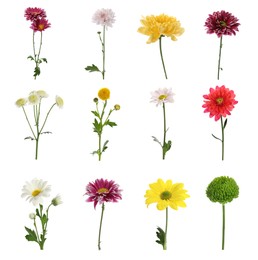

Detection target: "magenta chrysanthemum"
[30, 18, 51, 32]
[84, 178, 122, 209]
[205, 10, 240, 38]
[92, 8, 115, 28]
[25, 7, 46, 21]
[202, 85, 238, 121]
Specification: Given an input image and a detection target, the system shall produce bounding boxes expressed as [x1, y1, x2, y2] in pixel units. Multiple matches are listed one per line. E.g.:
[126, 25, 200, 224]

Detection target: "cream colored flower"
[56, 95, 64, 108]
[52, 194, 62, 206]
[28, 91, 40, 105]
[36, 90, 48, 98]
[15, 98, 27, 107]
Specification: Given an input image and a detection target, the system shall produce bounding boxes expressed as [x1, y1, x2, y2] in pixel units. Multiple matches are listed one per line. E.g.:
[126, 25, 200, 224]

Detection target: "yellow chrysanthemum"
[98, 88, 110, 101]
[15, 98, 27, 107]
[145, 178, 190, 210]
[138, 14, 184, 43]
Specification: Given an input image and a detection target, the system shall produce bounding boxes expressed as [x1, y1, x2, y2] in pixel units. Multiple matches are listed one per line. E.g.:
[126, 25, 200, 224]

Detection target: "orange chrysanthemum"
[202, 85, 238, 121]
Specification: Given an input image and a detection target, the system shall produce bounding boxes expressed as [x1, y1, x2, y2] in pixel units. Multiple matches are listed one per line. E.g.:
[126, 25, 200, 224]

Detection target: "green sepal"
[85, 64, 101, 73]
[156, 226, 165, 247]
[25, 227, 38, 242]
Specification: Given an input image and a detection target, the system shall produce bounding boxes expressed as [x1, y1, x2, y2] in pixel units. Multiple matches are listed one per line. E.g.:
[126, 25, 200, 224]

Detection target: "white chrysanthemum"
[29, 213, 36, 219]
[55, 95, 64, 108]
[92, 8, 115, 28]
[36, 90, 48, 98]
[52, 194, 62, 206]
[150, 88, 175, 106]
[15, 98, 27, 107]
[28, 91, 40, 105]
[21, 179, 51, 206]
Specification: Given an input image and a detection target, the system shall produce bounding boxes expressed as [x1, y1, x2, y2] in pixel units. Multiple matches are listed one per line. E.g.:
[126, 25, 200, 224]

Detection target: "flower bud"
[52, 194, 62, 206]
[114, 104, 120, 110]
[93, 97, 99, 103]
[29, 213, 36, 220]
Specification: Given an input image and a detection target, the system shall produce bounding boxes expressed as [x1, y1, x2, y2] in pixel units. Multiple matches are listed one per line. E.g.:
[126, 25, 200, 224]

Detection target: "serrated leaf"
[33, 66, 41, 77]
[27, 55, 35, 61]
[25, 227, 38, 242]
[156, 226, 165, 246]
[24, 136, 34, 141]
[93, 119, 101, 134]
[223, 118, 228, 129]
[91, 111, 100, 117]
[85, 64, 101, 73]
[152, 136, 162, 147]
[211, 134, 222, 142]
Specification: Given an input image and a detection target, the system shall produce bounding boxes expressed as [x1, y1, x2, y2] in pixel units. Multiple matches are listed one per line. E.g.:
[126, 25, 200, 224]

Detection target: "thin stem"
[162, 103, 167, 160]
[35, 139, 39, 160]
[33, 32, 36, 63]
[102, 26, 106, 80]
[98, 203, 105, 250]
[220, 116, 224, 160]
[98, 133, 102, 161]
[22, 107, 36, 139]
[222, 204, 225, 250]
[159, 36, 168, 79]
[217, 36, 223, 80]
[39, 103, 56, 134]
[97, 101, 107, 161]
[37, 32, 43, 64]
[163, 207, 168, 250]
[33, 218, 40, 243]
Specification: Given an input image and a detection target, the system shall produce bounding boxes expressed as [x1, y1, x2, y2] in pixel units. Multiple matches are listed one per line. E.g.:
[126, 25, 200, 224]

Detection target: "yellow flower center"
[38, 24, 45, 30]
[159, 94, 167, 100]
[97, 188, 109, 194]
[160, 191, 172, 200]
[32, 189, 41, 197]
[220, 21, 227, 27]
[216, 97, 224, 105]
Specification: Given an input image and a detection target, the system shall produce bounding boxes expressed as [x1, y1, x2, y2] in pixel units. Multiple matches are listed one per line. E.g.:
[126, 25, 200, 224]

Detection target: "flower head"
[25, 7, 46, 21]
[92, 8, 115, 28]
[202, 85, 238, 121]
[36, 90, 48, 98]
[52, 194, 62, 206]
[15, 98, 27, 107]
[150, 88, 175, 106]
[114, 104, 120, 111]
[98, 88, 110, 101]
[205, 10, 240, 38]
[55, 96, 64, 108]
[28, 91, 40, 105]
[84, 178, 122, 209]
[206, 176, 239, 204]
[145, 178, 190, 210]
[21, 179, 51, 206]
[29, 213, 36, 219]
[138, 14, 184, 43]
[30, 18, 51, 32]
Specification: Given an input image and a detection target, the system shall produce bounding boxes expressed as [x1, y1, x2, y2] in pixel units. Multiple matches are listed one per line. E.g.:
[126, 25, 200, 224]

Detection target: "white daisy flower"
[21, 179, 51, 206]
[52, 194, 62, 206]
[36, 90, 48, 98]
[28, 91, 40, 105]
[15, 98, 27, 107]
[150, 88, 175, 106]
[55, 95, 64, 108]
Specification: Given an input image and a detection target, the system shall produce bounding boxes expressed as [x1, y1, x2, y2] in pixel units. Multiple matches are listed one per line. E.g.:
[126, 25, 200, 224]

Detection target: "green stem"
[220, 116, 224, 161]
[39, 204, 52, 250]
[222, 204, 225, 250]
[35, 138, 39, 160]
[159, 36, 168, 79]
[33, 218, 40, 243]
[98, 133, 102, 161]
[22, 107, 36, 139]
[217, 36, 223, 80]
[98, 203, 105, 250]
[97, 101, 107, 161]
[39, 103, 56, 134]
[162, 103, 167, 160]
[163, 207, 168, 250]
[102, 26, 106, 80]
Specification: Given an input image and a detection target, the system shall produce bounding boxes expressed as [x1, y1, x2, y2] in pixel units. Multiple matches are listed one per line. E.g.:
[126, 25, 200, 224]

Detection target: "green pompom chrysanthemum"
[206, 176, 239, 204]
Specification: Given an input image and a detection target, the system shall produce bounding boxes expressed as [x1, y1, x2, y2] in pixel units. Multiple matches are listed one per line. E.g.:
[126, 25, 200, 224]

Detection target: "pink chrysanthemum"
[30, 18, 51, 32]
[25, 7, 46, 21]
[150, 88, 175, 107]
[92, 8, 115, 28]
[85, 178, 122, 209]
[202, 85, 238, 121]
[205, 10, 240, 38]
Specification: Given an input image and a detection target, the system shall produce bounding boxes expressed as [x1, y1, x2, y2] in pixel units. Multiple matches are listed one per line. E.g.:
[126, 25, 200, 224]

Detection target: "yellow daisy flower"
[138, 14, 184, 44]
[145, 178, 190, 210]
[15, 98, 27, 107]
[55, 95, 64, 108]
[98, 88, 110, 101]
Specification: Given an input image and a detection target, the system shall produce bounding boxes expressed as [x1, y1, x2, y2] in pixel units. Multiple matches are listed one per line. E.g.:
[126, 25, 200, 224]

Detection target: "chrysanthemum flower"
[29, 213, 36, 219]
[145, 178, 190, 210]
[138, 14, 184, 44]
[84, 178, 122, 209]
[25, 7, 46, 21]
[15, 98, 27, 107]
[28, 92, 40, 105]
[114, 104, 120, 110]
[52, 194, 62, 206]
[55, 96, 64, 108]
[205, 10, 240, 38]
[202, 85, 238, 121]
[92, 8, 115, 28]
[98, 88, 110, 101]
[150, 88, 175, 106]
[36, 90, 48, 98]
[30, 18, 51, 32]
[21, 179, 51, 206]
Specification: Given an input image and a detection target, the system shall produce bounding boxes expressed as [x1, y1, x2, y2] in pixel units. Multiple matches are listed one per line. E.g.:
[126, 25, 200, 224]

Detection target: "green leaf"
[223, 118, 228, 129]
[91, 111, 100, 118]
[24, 136, 34, 141]
[152, 136, 162, 147]
[93, 119, 101, 134]
[42, 214, 48, 226]
[156, 226, 165, 247]
[25, 227, 38, 242]
[40, 131, 52, 135]
[36, 208, 40, 218]
[40, 234, 46, 244]
[91, 150, 99, 155]
[33, 66, 41, 78]
[163, 140, 172, 153]
[85, 64, 101, 73]
[27, 55, 34, 61]
[41, 58, 47, 63]
[102, 140, 109, 152]
[105, 120, 117, 127]
[212, 134, 222, 142]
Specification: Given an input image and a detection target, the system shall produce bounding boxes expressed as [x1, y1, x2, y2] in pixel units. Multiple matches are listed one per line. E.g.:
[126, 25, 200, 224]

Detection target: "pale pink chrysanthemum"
[92, 8, 115, 28]
[150, 88, 175, 106]
[205, 10, 240, 38]
[24, 7, 46, 21]
[30, 18, 51, 32]
[202, 85, 238, 121]
[84, 178, 122, 209]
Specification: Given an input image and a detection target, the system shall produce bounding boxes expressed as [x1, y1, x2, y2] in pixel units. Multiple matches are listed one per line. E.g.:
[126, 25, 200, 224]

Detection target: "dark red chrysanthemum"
[84, 178, 122, 209]
[25, 7, 46, 21]
[202, 85, 238, 121]
[205, 10, 240, 37]
[30, 18, 51, 32]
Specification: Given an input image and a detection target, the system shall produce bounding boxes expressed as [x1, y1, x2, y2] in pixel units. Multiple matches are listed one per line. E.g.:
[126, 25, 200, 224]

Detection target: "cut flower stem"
[217, 36, 223, 80]
[163, 207, 168, 250]
[98, 203, 105, 250]
[222, 204, 225, 250]
[159, 36, 168, 79]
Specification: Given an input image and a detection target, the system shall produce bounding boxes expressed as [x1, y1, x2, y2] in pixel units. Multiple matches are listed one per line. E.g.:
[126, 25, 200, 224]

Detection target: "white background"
[0, 0, 257, 259]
